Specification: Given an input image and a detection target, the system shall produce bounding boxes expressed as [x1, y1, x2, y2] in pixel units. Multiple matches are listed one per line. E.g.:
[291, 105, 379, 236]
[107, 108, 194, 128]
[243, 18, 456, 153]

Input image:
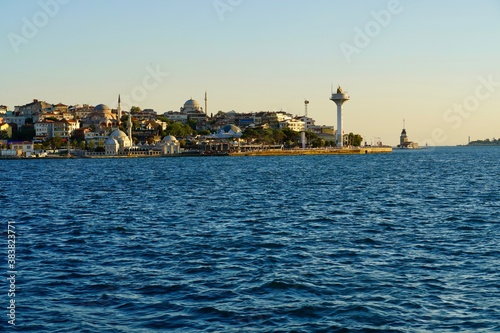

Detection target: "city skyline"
[1, 0, 499, 146]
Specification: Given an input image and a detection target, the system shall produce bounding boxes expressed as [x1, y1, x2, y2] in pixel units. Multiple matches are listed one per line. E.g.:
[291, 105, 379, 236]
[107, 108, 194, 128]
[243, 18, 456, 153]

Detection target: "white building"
[280, 119, 305, 132]
[3, 114, 27, 127]
[42, 119, 80, 138]
[163, 111, 188, 124]
[34, 120, 53, 138]
[160, 135, 181, 155]
[105, 137, 119, 155]
[297, 116, 315, 129]
[108, 129, 132, 153]
[9, 141, 34, 157]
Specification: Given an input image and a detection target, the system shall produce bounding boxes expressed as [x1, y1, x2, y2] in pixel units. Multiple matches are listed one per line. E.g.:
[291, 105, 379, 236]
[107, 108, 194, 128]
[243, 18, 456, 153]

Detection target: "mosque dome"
[95, 104, 111, 113]
[184, 99, 200, 109]
[162, 135, 178, 143]
[105, 137, 118, 145]
[109, 129, 129, 140]
[182, 99, 202, 113]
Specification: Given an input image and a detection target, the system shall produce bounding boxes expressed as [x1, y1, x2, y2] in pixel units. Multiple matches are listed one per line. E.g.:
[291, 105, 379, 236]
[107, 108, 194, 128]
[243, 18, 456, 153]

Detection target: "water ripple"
[3, 147, 499, 332]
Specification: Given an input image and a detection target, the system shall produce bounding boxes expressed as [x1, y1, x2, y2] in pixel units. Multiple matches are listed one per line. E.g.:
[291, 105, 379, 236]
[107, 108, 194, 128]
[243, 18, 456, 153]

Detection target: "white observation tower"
[330, 85, 350, 148]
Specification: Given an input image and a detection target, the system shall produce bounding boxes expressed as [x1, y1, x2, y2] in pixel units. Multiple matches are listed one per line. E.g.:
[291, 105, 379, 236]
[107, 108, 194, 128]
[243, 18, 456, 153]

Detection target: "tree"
[187, 119, 197, 131]
[199, 129, 211, 136]
[282, 127, 300, 147]
[347, 133, 363, 147]
[157, 116, 171, 123]
[311, 138, 326, 148]
[0, 130, 10, 140]
[49, 136, 63, 149]
[12, 125, 35, 141]
[273, 129, 285, 144]
[130, 106, 141, 114]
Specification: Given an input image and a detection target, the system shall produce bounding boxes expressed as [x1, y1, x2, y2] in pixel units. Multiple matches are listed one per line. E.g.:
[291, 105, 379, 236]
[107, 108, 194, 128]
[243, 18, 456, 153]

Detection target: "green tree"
[347, 133, 363, 147]
[50, 136, 63, 149]
[12, 125, 35, 141]
[198, 129, 211, 136]
[273, 129, 285, 144]
[0, 130, 10, 140]
[282, 127, 300, 147]
[130, 106, 141, 114]
[187, 119, 197, 131]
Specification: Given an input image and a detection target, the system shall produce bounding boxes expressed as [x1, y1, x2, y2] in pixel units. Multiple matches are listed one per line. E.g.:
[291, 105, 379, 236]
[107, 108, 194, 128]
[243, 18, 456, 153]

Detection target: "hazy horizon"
[1, 0, 499, 146]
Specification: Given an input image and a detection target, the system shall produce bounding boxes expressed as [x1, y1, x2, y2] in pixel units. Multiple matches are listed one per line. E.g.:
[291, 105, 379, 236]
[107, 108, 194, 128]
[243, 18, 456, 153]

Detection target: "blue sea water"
[1, 146, 499, 332]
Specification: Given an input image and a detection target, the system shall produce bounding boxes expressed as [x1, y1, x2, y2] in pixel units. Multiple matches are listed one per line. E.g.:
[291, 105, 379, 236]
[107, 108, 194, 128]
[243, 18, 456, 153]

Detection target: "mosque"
[85, 96, 181, 156]
[180, 94, 207, 122]
[82, 104, 119, 130]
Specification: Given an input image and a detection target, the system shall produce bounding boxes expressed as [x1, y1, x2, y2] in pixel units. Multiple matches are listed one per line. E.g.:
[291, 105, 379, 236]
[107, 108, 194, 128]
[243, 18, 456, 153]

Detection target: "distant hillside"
[468, 138, 500, 146]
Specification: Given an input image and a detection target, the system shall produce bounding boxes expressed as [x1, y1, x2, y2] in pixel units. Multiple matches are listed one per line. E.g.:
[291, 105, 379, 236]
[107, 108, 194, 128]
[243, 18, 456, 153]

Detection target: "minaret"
[301, 100, 309, 149]
[117, 94, 122, 125]
[128, 109, 133, 145]
[204, 91, 208, 115]
[330, 85, 350, 148]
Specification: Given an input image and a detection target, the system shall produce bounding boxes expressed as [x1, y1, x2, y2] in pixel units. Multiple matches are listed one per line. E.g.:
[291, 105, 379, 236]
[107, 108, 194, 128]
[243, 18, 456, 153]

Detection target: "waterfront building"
[0, 105, 7, 114]
[105, 137, 119, 155]
[108, 129, 132, 152]
[9, 141, 34, 157]
[160, 135, 181, 155]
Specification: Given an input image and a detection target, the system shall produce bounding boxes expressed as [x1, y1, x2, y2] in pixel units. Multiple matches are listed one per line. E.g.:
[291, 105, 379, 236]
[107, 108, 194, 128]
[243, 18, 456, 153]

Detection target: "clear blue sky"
[1, 0, 499, 145]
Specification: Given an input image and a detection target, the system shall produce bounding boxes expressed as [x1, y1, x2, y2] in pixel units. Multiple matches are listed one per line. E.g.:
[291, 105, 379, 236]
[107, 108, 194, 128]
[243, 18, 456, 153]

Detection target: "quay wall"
[230, 147, 392, 156]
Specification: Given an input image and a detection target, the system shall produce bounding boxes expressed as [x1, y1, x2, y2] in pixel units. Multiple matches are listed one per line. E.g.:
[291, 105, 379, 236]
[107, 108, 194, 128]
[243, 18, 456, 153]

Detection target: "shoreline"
[230, 147, 392, 156]
[0, 147, 393, 159]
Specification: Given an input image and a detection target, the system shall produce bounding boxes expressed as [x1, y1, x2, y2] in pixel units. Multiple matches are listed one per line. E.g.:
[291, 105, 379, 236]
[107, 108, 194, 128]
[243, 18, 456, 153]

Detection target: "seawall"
[230, 147, 392, 156]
